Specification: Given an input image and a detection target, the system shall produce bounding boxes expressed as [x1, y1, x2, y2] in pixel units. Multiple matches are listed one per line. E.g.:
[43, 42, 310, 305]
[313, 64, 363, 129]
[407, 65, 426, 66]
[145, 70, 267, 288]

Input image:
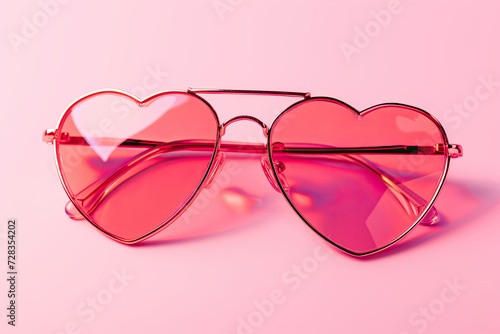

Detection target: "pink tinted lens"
[56, 91, 219, 242]
[269, 99, 448, 255]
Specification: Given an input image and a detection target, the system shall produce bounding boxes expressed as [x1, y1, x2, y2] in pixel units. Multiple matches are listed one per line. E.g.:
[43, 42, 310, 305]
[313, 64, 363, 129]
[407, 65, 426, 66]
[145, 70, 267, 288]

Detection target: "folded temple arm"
[55, 134, 462, 224]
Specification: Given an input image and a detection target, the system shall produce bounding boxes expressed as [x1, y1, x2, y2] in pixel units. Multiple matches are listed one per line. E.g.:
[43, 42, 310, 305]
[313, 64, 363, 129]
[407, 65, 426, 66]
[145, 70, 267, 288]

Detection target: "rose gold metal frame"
[44, 88, 463, 256]
[187, 88, 311, 98]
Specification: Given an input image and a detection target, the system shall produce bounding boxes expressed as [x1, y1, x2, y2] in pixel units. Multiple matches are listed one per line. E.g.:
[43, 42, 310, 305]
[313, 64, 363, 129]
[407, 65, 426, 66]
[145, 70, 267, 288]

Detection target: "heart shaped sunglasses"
[43, 89, 463, 256]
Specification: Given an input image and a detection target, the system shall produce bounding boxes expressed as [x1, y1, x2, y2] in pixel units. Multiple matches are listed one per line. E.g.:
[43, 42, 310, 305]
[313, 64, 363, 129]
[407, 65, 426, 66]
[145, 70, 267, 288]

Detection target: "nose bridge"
[217, 115, 287, 194]
[220, 115, 269, 137]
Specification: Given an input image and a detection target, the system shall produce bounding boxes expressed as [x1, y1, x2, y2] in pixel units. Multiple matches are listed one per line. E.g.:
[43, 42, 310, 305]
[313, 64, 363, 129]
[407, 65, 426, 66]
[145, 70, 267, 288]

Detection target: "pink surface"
[0, 0, 499, 333]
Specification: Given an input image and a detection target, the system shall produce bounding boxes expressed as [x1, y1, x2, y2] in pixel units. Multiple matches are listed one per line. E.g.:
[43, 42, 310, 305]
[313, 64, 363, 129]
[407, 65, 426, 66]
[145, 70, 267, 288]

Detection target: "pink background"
[1, 0, 499, 333]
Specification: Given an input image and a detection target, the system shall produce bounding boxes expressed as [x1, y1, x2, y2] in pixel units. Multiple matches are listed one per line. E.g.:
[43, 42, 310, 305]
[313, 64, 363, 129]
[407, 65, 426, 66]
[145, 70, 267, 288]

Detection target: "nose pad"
[205, 152, 226, 189]
[260, 156, 290, 193]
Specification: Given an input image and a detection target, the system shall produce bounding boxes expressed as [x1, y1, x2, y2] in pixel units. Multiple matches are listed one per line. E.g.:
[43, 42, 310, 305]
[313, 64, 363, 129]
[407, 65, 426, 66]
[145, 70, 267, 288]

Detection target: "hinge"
[433, 143, 463, 158]
[448, 144, 463, 158]
[43, 129, 57, 144]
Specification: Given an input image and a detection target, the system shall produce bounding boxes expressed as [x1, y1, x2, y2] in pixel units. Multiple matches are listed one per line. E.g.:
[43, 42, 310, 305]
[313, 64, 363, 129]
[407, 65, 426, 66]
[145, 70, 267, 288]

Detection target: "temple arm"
[54, 133, 463, 156]
[54, 135, 462, 223]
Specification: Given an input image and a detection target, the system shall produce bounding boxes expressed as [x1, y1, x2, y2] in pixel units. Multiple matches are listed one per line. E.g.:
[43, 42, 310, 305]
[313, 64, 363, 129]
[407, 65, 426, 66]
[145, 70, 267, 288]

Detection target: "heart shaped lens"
[268, 98, 449, 255]
[55, 91, 219, 242]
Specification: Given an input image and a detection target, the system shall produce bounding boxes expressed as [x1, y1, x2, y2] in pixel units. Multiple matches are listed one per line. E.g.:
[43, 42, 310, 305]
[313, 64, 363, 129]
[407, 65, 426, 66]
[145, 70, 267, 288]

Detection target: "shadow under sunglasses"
[129, 152, 499, 259]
